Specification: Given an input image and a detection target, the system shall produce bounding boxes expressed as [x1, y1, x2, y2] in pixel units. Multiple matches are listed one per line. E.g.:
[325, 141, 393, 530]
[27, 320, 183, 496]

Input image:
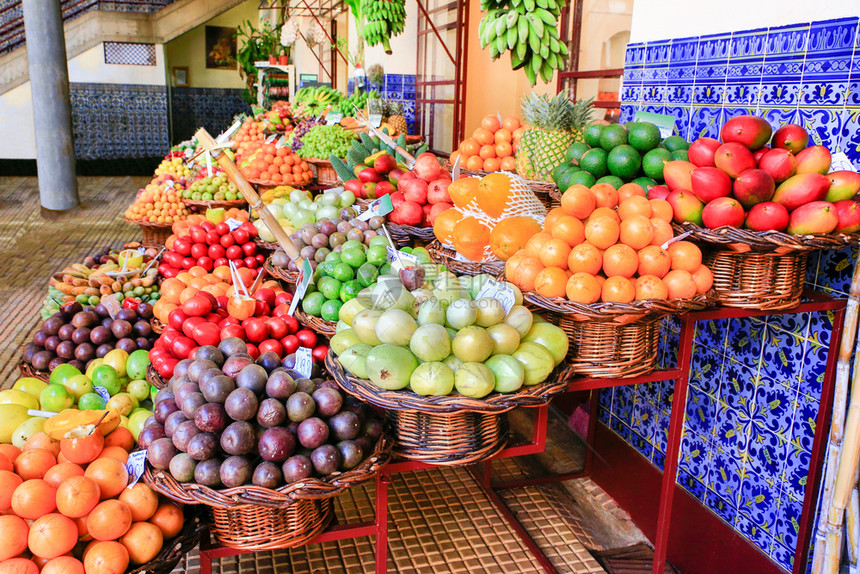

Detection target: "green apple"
[91, 365, 121, 396]
[65, 374, 94, 401]
[127, 380, 151, 402]
[39, 384, 74, 412]
[78, 393, 107, 410]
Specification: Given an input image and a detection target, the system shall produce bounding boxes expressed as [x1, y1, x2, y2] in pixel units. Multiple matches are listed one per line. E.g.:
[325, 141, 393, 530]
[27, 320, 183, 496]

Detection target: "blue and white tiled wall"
[347, 73, 417, 134]
[603, 17, 860, 572]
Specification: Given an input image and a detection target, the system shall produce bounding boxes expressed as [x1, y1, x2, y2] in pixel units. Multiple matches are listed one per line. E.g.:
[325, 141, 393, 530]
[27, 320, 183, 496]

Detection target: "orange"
[84, 458, 128, 500]
[178, 287, 197, 304]
[667, 241, 703, 272]
[505, 253, 529, 282]
[0, 558, 38, 574]
[83, 541, 129, 574]
[212, 266, 232, 282]
[565, 273, 602, 304]
[15, 449, 56, 481]
[460, 138, 479, 156]
[482, 157, 501, 172]
[236, 267, 255, 287]
[502, 116, 521, 132]
[601, 276, 636, 303]
[452, 217, 492, 262]
[584, 217, 620, 250]
[476, 173, 512, 218]
[174, 272, 193, 285]
[617, 196, 653, 220]
[495, 142, 512, 158]
[120, 522, 163, 566]
[534, 267, 569, 298]
[543, 207, 567, 231]
[512, 126, 527, 142]
[41, 557, 85, 574]
[481, 114, 502, 133]
[97, 447, 129, 465]
[561, 185, 596, 219]
[602, 245, 638, 278]
[87, 500, 132, 541]
[0, 515, 29, 561]
[23, 433, 60, 457]
[538, 238, 571, 269]
[490, 217, 542, 261]
[589, 207, 620, 223]
[617, 183, 647, 201]
[56, 476, 100, 518]
[473, 127, 494, 146]
[447, 177, 480, 209]
[650, 219, 674, 246]
[525, 232, 553, 259]
[590, 183, 619, 209]
[159, 278, 186, 304]
[513, 257, 545, 292]
[479, 144, 496, 160]
[188, 266, 207, 278]
[28, 514, 77, 559]
[148, 502, 184, 539]
[619, 216, 655, 250]
[433, 208, 464, 246]
[0, 454, 11, 473]
[692, 266, 714, 294]
[494, 129, 513, 144]
[118, 484, 158, 522]
[637, 246, 672, 278]
[0, 470, 23, 511]
[465, 155, 484, 171]
[72, 515, 89, 539]
[0, 445, 22, 464]
[663, 270, 698, 299]
[550, 215, 586, 247]
[635, 275, 669, 300]
[568, 244, 603, 275]
[11, 480, 57, 519]
[103, 428, 135, 453]
[500, 156, 517, 171]
[650, 199, 673, 222]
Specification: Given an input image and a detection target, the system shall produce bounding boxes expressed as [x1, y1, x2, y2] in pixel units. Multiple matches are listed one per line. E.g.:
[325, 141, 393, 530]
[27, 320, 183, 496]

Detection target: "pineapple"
[516, 92, 593, 182]
[385, 101, 408, 135]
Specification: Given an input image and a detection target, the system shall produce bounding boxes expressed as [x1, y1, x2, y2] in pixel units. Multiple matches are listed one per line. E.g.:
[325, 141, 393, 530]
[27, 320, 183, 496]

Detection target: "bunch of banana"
[260, 185, 295, 203]
[361, 0, 406, 55]
[293, 86, 345, 117]
[334, 89, 379, 116]
[478, 0, 568, 86]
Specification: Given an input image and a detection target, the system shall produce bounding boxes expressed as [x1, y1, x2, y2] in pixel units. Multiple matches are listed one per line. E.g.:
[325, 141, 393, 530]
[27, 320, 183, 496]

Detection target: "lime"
[340, 280, 363, 302]
[92, 365, 121, 396]
[599, 124, 628, 151]
[40, 384, 74, 412]
[607, 145, 642, 180]
[331, 262, 355, 282]
[366, 245, 388, 267]
[379, 262, 392, 275]
[302, 291, 327, 316]
[566, 142, 591, 165]
[671, 149, 689, 161]
[318, 276, 343, 300]
[49, 364, 81, 388]
[551, 163, 575, 189]
[356, 263, 380, 287]
[583, 124, 604, 147]
[567, 170, 597, 187]
[368, 235, 390, 248]
[325, 251, 342, 263]
[341, 248, 367, 270]
[627, 122, 662, 152]
[321, 299, 343, 322]
[126, 349, 150, 380]
[642, 148, 673, 180]
[78, 392, 107, 411]
[662, 135, 689, 152]
[633, 176, 658, 191]
[596, 175, 625, 189]
[579, 148, 608, 178]
[318, 261, 335, 278]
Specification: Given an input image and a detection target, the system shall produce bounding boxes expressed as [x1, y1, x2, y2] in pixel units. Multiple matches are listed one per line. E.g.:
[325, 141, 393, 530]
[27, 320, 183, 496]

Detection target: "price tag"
[295, 347, 313, 378]
[265, 134, 277, 143]
[101, 295, 121, 319]
[137, 247, 146, 255]
[324, 186, 344, 194]
[369, 113, 383, 128]
[205, 151, 213, 176]
[831, 152, 856, 173]
[164, 179, 176, 190]
[326, 112, 343, 125]
[451, 154, 461, 180]
[289, 258, 314, 316]
[276, 136, 289, 149]
[125, 451, 147, 488]
[476, 277, 516, 315]
[94, 386, 111, 403]
[226, 218, 243, 231]
[497, 111, 503, 126]
[453, 251, 471, 262]
[633, 111, 677, 138]
[386, 246, 420, 271]
[216, 120, 242, 144]
[357, 194, 394, 221]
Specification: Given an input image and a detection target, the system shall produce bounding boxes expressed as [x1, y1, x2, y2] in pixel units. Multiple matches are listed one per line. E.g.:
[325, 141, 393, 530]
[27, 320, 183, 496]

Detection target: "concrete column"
[22, 0, 79, 211]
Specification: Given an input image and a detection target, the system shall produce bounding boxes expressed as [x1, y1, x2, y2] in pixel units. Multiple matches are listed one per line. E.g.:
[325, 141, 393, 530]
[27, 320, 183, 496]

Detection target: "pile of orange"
[505, 182, 714, 303]
[451, 115, 526, 173]
[239, 142, 313, 186]
[233, 117, 266, 165]
[124, 183, 190, 224]
[0, 430, 185, 574]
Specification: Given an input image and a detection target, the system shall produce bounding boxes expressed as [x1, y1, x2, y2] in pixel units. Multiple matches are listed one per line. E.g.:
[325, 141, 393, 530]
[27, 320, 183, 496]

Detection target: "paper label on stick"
[386, 247, 420, 271]
[226, 218, 243, 231]
[634, 110, 677, 138]
[217, 120, 242, 144]
[369, 113, 383, 128]
[102, 295, 121, 319]
[289, 258, 314, 316]
[295, 347, 313, 378]
[476, 278, 516, 315]
[357, 194, 393, 221]
[831, 152, 856, 173]
[125, 451, 146, 488]
[451, 154, 461, 180]
[326, 112, 343, 125]
[324, 186, 344, 195]
[265, 134, 277, 143]
[94, 386, 111, 403]
[276, 136, 289, 149]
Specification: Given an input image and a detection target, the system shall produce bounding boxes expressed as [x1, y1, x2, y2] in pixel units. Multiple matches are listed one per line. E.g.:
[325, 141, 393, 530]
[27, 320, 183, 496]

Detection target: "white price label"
[451, 154, 461, 180]
[386, 247, 420, 272]
[295, 347, 313, 378]
[324, 186, 344, 195]
[137, 247, 146, 255]
[476, 277, 516, 314]
[289, 258, 314, 316]
[164, 180, 176, 190]
[125, 450, 147, 488]
[453, 251, 471, 262]
[265, 134, 277, 143]
[101, 295, 121, 319]
[226, 218, 243, 231]
[369, 113, 383, 128]
[94, 386, 111, 403]
[326, 112, 343, 125]
[357, 194, 394, 221]
[276, 136, 289, 149]
[205, 151, 213, 176]
[831, 152, 856, 173]
[216, 120, 242, 145]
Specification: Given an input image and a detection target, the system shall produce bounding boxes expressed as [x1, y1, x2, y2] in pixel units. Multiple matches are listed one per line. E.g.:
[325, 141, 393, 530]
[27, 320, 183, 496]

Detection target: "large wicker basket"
[305, 158, 338, 186]
[427, 240, 504, 277]
[18, 361, 48, 382]
[387, 223, 435, 248]
[294, 308, 336, 337]
[145, 434, 392, 550]
[264, 255, 299, 284]
[442, 162, 561, 209]
[326, 350, 570, 465]
[147, 363, 167, 389]
[125, 218, 173, 246]
[182, 198, 248, 211]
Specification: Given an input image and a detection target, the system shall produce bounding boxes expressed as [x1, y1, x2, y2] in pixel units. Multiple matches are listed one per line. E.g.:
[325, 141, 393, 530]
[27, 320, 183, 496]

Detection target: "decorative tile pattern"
[169, 87, 247, 144]
[609, 17, 858, 572]
[348, 74, 417, 134]
[103, 42, 156, 66]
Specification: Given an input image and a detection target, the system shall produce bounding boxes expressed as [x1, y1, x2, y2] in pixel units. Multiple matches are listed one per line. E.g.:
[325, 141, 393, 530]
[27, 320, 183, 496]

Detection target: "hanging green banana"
[361, 0, 406, 54]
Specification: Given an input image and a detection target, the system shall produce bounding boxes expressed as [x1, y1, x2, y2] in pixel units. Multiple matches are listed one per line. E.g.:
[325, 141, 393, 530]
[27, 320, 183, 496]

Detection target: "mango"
[733, 169, 775, 209]
[825, 171, 860, 203]
[714, 143, 756, 178]
[0, 405, 33, 444]
[772, 173, 831, 211]
[786, 201, 838, 235]
[43, 409, 120, 441]
[663, 160, 696, 192]
[702, 197, 745, 229]
[771, 124, 809, 154]
[834, 200, 860, 233]
[757, 148, 797, 183]
[745, 202, 789, 232]
[11, 417, 48, 449]
[720, 115, 773, 150]
[690, 167, 732, 203]
[12, 378, 48, 401]
[795, 145, 831, 175]
[0, 389, 39, 411]
[667, 190, 704, 226]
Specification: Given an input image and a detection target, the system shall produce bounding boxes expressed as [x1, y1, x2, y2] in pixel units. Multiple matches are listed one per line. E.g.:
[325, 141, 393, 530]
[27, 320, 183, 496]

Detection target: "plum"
[287, 392, 315, 422]
[258, 427, 296, 463]
[186, 432, 218, 461]
[257, 398, 287, 428]
[312, 388, 343, 418]
[169, 453, 197, 483]
[265, 371, 297, 400]
[194, 403, 228, 433]
[310, 445, 342, 476]
[194, 458, 222, 487]
[282, 455, 313, 482]
[224, 388, 258, 421]
[328, 411, 361, 441]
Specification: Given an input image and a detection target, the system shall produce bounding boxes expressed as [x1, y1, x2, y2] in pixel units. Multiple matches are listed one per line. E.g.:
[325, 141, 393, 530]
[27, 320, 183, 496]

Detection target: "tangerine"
[589, 207, 620, 223]
[500, 156, 517, 171]
[473, 127, 494, 146]
[23, 433, 60, 457]
[692, 266, 714, 294]
[494, 128, 513, 144]
[120, 522, 163, 566]
[159, 279, 185, 304]
[561, 185, 596, 219]
[538, 238, 571, 269]
[11, 480, 57, 519]
[41, 557, 84, 574]
[505, 253, 529, 282]
[502, 116, 521, 131]
[584, 217, 620, 250]
[590, 183, 619, 208]
[663, 270, 698, 299]
[84, 458, 128, 500]
[83, 541, 129, 574]
[15, 449, 56, 481]
[617, 196, 653, 220]
[650, 219, 674, 246]
[87, 500, 132, 541]
[148, 502, 184, 538]
[118, 484, 159, 522]
[601, 276, 636, 303]
[550, 215, 586, 247]
[102, 430, 134, 453]
[568, 244, 603, 275]
[465, 155, 484, 171]
[635, 275, 669, 300]
[0, 558, 38, 574]
[566, 273, 602, 303]
[479, 144, 496, 160]
[0, 470, 23, 511]
[482, 157, 501, 172]
[0, 454, 10, 473]
[495, 142, 512, 158]
[460, 138, 480, 156]
[619, 216, 655, 250]
[534, 267, 569, 298]
[28, 514, 77, 559]
[513, 257, 545, 292]
[56, 476, 100, 518]
[525, 232, 553, 259]
[97, 447, 128, 465]
[481, 114, 502, 133]
[637, 246, 671, 278]
[602, 245, 638, 278]
[0, 515, 29, 561]
[649, 199, 673, 222]
[667, 241, 703, 272]
[617, 182, 647, 201]
[0, 445, 22, 464]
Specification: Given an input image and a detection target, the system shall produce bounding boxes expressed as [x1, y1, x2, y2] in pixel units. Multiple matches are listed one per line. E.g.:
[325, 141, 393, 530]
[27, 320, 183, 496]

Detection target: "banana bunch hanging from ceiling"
[478, 0, 569, 85]
[361, 0, 406, 55]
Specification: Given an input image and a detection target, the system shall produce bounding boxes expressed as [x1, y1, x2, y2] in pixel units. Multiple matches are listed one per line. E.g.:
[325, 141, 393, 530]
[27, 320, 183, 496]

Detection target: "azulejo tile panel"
[170, 87, 247, 145]
[608, 16, 858, 571]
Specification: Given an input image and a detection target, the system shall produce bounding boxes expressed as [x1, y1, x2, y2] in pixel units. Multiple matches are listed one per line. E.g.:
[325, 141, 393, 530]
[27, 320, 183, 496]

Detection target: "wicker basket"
[441, 161, 561, 209]
[426, 240, 504, 277]
[305, 158, 338, 186]
[18, 361, 48, 382]
[182, 199, 248, 211]
[673, 222, 858, 253]
[144, 434, 392, 549]
[387, 223, 435, 248]
[294, 308, 336, 337]
[129, 505, 203, 574]
[147, 363, 167, 389]
[264, 256, 299, 284]
[326, 351, 570, 465]
[125, 218, 173, 246]
[704, 249, 808, 310]
[255, 237, 281, 253]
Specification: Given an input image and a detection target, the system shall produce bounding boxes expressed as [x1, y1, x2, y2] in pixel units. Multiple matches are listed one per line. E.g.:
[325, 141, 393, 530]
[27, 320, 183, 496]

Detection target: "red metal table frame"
[198, 292, 845, 574]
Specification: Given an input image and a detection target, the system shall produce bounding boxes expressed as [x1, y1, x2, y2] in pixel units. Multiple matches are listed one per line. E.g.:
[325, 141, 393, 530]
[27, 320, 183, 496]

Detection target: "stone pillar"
[22, 0, 79, 210]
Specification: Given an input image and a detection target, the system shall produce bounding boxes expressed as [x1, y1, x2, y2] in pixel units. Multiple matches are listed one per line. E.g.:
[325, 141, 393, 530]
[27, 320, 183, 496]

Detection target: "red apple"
[690, 167, 732, 203]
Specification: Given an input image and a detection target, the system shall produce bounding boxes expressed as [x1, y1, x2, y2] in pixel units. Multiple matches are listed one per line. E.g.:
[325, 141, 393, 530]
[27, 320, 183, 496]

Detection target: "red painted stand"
[197, 292, 845, 574]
